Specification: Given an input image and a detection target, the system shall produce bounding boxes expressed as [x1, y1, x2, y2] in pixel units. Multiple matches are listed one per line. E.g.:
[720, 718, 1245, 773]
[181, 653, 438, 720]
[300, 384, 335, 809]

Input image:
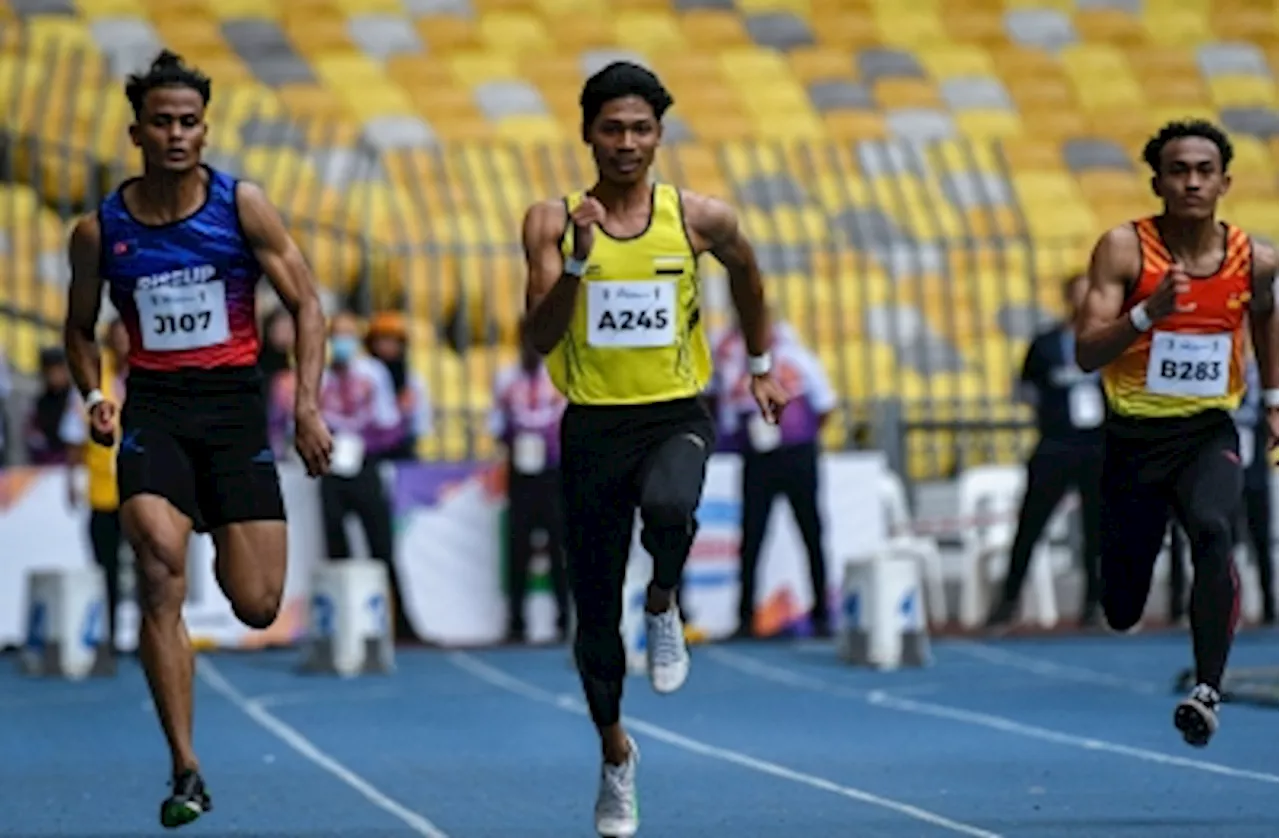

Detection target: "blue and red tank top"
[99, 166, 262, 373]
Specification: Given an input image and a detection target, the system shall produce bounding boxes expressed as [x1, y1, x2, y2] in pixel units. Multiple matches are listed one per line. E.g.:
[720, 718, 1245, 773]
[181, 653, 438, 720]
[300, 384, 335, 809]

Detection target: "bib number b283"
[1145, 331, 1230, 398]
[586, 280, 677, 348]
[134, 281, 231, 352]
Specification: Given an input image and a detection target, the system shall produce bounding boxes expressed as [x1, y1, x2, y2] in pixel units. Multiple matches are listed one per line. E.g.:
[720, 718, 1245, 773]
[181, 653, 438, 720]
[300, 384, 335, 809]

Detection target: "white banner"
[0, 451, 887, 649]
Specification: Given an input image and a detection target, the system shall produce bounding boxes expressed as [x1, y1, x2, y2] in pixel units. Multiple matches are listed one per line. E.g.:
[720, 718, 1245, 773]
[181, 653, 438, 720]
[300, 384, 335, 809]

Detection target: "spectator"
[987, 274, 1104, 631]
[365, 311, 430, 461]
[66, 319, 131, 664]
[490, 326, 570, 643]
[715, 320, 838, 638]
[318, 310, 417, 642]
[24, 347, 81, 466]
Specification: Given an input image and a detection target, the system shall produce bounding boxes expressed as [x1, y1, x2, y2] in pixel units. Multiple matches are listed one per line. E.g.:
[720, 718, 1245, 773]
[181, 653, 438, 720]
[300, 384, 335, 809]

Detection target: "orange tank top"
[1101, 218, 1253, 420]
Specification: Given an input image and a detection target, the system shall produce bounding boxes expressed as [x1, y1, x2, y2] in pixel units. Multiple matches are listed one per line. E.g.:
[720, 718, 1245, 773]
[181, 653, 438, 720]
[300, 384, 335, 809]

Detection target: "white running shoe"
[594, 738, 639, 837]
[645, 603, 690, 694]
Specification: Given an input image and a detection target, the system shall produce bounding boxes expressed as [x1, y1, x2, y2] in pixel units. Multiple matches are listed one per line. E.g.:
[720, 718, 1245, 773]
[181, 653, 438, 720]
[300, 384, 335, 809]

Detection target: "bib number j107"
[134, 281, 231, 352]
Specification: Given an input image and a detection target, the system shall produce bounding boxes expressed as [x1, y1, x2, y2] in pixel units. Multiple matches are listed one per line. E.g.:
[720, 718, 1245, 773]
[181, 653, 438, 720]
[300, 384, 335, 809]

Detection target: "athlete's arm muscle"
[1075, 226, 1143, 373]
[1248, 241, 1278, 395]
[522, 200, 578, 355]
[683, 192, 771, 357]
[64, 214, 104, 398]
[236, 183, 325, 414]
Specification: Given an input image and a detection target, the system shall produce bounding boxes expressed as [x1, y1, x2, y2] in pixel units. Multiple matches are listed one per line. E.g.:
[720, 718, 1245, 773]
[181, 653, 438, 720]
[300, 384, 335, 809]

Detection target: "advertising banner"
[0, 452, 887, 650]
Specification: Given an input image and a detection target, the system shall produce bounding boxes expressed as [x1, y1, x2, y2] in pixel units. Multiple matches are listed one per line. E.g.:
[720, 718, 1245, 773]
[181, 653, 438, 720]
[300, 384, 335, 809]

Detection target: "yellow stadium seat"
[873, 7, 948, 48]
[75, 0, 147, 17]
[736, 0, 811, 14]
[821, 110, 888, 140]
[614, 11, 686, 53]
[1141, 77, 1208, 110]
[1141, 9, 1209, 47]
[495, 114, 566, 144]
[329, 0, 404, 14]
[678, 10, 752, 50]
[1072, 8, 1145, 45]
[786, 46, 855, 83]
[872, 78, 940, 109]
[449, 51, 521, 87]
[416, 16, 484, 54]
[813, 12, 880, 49]
[481, 12, 555, 55]
[1207, 75, 1277, 109]
[285, 19, 358, 56]
[917, 44, 995, 80]
[1214, 8, 1278, 43]
[1226, 199, 1280, 243]
[941, 6, 1006, 45]
[199, 0, 278, 19]
[955, 110, 1024, 140]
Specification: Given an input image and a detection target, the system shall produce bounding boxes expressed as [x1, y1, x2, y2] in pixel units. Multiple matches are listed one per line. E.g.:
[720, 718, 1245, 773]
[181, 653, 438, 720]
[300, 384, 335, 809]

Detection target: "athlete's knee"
[1184, 509, 1236, 569]
[123, 502, 190, 614]
[231, 593, 282, 631]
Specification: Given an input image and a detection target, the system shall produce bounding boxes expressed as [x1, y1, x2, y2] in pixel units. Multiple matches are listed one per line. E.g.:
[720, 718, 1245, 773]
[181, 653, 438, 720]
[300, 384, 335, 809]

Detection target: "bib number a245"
[586, 280, 677, 348]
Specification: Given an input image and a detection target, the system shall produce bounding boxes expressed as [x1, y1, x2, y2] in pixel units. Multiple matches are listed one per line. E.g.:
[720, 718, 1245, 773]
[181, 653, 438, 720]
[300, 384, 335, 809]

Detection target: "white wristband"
[1264, 389, 1280, 409]
[748, 352, 772, 376]
[83, 389, 106, 411]
[1128, 302, 1153, 332]
[564, 257, 587, 278]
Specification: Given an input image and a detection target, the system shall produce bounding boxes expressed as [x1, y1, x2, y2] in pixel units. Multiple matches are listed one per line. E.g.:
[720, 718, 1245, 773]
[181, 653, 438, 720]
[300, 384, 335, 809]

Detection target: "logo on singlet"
[132, 263, 230, 352]
[136, 264, 217, 290]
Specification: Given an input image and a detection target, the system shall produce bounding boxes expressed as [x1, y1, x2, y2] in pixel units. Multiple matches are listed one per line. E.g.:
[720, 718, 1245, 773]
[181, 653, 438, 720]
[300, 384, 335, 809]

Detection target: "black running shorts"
[116, 367, 286, 533]
[1099, 408, 1242, 606]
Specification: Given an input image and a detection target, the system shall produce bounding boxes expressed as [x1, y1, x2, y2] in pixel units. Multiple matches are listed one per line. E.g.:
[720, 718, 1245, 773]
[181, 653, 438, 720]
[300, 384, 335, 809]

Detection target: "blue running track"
[2, 629, 1276, 837]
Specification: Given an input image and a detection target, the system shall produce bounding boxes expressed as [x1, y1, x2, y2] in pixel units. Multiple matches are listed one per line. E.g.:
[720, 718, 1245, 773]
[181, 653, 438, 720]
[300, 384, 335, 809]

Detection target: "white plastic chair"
[877, 469, 949, 627]
[954, 465, 1060, 629]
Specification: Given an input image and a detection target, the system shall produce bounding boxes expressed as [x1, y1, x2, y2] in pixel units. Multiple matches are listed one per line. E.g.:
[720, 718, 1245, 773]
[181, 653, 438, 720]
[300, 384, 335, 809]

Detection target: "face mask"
[330, 335, 358, 364]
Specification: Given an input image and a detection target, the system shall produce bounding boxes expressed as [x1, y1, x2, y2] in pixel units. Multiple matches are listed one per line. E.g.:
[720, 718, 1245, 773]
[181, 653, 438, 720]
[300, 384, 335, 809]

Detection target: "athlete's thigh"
[559, 416, 639, 624]
[1170, 419, 1243, 538]
[1098, 440, 1169, 598]
[116, 403, 203, 533]
[191, 392, 286, 532]
[210, 519, 288, 615]
[636, 409, 715, 514]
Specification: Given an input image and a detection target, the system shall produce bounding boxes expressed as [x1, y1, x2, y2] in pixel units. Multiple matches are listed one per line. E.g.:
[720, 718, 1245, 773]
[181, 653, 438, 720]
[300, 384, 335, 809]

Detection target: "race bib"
[512, 432, 546, 475]
[1146, 331, 1231, 398]
[1068, 382, 1104, 429]
[586, 280, 676, 348]
[134, 281, 230, 352]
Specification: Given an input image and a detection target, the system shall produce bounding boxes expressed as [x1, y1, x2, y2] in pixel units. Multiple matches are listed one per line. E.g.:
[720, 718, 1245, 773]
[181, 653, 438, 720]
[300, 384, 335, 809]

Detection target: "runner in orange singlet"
[1076, 120, 1278, 748]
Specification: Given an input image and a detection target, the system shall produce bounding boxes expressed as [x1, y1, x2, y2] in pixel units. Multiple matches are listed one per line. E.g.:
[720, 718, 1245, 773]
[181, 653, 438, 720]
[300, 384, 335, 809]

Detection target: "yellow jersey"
[86, 358, 124, 511]
[1102, 218, 1252, 420]
[546, 183, 712, 406]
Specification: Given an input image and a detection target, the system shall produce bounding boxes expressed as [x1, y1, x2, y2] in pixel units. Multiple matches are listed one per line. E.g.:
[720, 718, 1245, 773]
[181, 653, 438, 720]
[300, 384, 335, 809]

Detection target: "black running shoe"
[160, 769, 212, 829]
[1173, 683, 1220, 748]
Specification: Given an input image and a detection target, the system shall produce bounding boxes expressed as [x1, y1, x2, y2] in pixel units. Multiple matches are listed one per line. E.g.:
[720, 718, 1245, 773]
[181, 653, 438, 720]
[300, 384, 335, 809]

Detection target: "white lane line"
[706, 647, 1278, 785]
[197, 657, 452, 838]
[946, 641, 1162, 695]
[449, 651, 1004, 838]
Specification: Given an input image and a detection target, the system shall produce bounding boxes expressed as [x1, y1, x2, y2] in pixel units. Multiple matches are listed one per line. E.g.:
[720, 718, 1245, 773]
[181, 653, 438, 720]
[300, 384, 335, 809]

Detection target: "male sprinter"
[1075, 120, 1277, 747]
[63, 51, 333, 826]
[521, 61, 789, 836]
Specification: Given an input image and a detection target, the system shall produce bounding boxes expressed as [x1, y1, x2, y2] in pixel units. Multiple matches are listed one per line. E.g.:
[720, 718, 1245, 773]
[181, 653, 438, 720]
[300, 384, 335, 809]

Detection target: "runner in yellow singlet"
[521, 61, 790, 837]
[1076, 120, 1278, 749]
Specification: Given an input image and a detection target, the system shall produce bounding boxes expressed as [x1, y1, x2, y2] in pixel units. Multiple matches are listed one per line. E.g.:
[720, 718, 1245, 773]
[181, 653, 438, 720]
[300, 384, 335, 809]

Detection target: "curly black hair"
[1142, 119, 1234, 173]
[579, 61, 673, 138]
[125, 50, 211, 118]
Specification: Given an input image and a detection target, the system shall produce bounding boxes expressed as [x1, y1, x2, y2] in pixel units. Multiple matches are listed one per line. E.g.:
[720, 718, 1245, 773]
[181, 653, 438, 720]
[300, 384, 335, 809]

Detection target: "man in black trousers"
[988, 274, 1105, 630]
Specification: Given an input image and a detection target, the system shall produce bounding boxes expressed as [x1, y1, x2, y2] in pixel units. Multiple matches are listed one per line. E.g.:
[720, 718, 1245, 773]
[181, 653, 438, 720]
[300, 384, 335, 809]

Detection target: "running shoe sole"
[160, 797, 205, 829]
[1173, 697, 1217, 747]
